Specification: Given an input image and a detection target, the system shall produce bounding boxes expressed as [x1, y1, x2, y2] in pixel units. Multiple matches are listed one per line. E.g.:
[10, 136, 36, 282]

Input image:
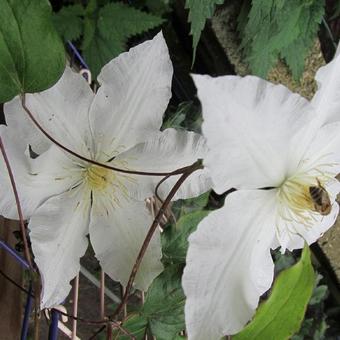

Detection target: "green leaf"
[162, 210, 209, 265]
[114, 314, 148, 340]
[163, 101, 203, 133]
[82, 2, 164, 78]
[280, 0, 324, 80]
[185, 0, 224, 61]
[52, 4, 84, 42]
[0, 0, 65, 102]
[241, 0, 324, 80]
[234, 245, 315, 340]
[116, 266, 185, 339]
[142, 265, 186, 339]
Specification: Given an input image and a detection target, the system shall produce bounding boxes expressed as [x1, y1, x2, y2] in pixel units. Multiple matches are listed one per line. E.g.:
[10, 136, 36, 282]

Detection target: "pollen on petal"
[85, 165, 110, 190]
[276, 168, 332, 240]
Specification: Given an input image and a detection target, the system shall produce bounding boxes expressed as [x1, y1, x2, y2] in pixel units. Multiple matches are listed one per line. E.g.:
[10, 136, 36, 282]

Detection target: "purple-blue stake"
[48, 309, 60, 340]
[21, 282, 33, 340]
[0, 239, 30, 270]
[67, 41, 90, 70]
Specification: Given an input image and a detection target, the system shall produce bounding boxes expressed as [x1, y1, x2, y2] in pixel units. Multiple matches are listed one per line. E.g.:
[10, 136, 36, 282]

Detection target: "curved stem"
[89, 162, 200, 339]
[112, 161, 200, 319]
[0, 136, 33, 269]
[21, 95, 197, 177]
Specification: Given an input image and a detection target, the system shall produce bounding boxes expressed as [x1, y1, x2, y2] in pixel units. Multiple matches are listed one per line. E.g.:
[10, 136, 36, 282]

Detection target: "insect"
[309, 179, 332, 215]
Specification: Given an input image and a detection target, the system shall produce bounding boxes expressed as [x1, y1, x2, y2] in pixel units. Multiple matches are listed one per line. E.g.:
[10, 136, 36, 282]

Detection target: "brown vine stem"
[0, 136, 33, 269]
[21, 95, 194, 177]
[50, 308, 136, 339]
[113, 161, 200, 317]
[88, 162, 200, 339]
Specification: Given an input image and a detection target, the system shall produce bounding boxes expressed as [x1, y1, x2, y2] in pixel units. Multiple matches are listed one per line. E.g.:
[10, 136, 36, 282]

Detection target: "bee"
[309, 179, 331, 216]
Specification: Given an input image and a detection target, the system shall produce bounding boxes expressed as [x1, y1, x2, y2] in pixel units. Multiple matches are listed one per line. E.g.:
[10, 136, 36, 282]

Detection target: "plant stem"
[111, 161, 200, 319]
[89, 162, 200, 339]
[21, 95, 199, 177]
[0, 136, 33, 269]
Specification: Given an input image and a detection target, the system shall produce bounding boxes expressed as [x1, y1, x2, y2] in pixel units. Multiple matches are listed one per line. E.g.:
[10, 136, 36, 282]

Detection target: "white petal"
[297, 121, 340, 178]
[89, 196, 163, 291]
[90, 32, 173, 160]
[114, 128, 212, 200]
[194, 74, 316, 193]
[29, 187, 90, 308]
[4, 66, 95, 156]
[157, 168, 212, 201]
[277, 179, 340, 251]
[183, 190, 277, 339]
[0, 127, 80, 220]
[312, 46, 340, 124]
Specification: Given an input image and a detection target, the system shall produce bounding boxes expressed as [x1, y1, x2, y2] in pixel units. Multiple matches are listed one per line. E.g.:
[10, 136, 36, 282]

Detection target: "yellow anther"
[85, 165, 112, 190]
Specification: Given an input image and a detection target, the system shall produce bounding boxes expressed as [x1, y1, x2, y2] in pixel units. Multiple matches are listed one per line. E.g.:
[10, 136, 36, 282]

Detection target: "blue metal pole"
[0, 239, 30, 270]
[20, 282, 33, 340]
[48, 309, 60, 340]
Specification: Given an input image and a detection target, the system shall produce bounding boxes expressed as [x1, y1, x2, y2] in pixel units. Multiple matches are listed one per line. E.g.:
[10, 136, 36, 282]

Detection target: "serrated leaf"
[185, 0, 224, 61]
[309, 285, 328, 305]
[116, 266, 185, 339]
[162, 210, 209, 265]
[0, 0, 65, 102]
[234, 245, 315, 340]
[242, 0, 324, 80]
[52, 4, 84, 42]
[114, 314, 148, 340]
[82, 2, 164, 78]
[180, 191, 210, 213]
[280, 0, 324, 80]
[142, 265, 185, 339]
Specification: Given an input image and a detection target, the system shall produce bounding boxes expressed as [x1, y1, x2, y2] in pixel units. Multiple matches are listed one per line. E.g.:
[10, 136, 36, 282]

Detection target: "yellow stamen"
[85, 165, 111, 190]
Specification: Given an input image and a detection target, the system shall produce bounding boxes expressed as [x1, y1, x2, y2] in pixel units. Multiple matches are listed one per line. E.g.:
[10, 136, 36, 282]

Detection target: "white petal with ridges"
[312, 44, 340, 124]
[277, 179, 340, 251]
[90, 195, 163, 291]
[298, 121, 340, 178]
[5, 67, 95, 156]
[114, 128, 212, 200]
[29, 187, 90, 308]
[182, 190, 277, 339]
[194, 74, 316, 192]
[0, 127, 81, 220]
[90, 32, 173, 160]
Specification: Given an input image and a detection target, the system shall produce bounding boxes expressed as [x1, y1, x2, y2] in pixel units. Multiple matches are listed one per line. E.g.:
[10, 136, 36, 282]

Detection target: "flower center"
[276, 168, 332, 231]
[277, 176, 315, 222]
[85, 165, 112, 190]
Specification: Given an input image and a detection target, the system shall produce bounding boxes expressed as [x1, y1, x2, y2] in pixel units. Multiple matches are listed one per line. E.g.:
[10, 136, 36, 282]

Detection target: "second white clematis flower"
[182, 48, 340, 339]
[0, 32, 210, 308]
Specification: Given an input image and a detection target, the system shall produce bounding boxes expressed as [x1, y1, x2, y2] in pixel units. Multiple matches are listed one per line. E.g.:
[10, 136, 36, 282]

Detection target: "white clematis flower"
[0, 32, 211, 308]
[182, 47, 340, 339]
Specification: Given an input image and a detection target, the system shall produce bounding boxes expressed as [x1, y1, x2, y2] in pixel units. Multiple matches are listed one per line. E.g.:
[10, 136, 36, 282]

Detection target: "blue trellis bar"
[21, 282, 33, 340]
[0, 239, 30, 270]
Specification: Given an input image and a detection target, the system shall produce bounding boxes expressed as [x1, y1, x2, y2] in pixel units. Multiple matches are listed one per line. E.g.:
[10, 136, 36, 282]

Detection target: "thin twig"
[72, 275, 79, 340]
[50, 308, 134, 338]
[0, 268, 33, 296]
[0, 136, 33, 269]
[112, 161, 201, 319]
[100, 270, 105, 319]
[20, 95, 197, 177]
[107, 322, 113, 340]
[89, 163, 199, 339]
[80, 265, 121, 303]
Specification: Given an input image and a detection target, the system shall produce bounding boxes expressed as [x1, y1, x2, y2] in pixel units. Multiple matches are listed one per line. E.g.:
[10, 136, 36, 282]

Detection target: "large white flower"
[182, 48, 340, 339]
[0, 32, 211, 308]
